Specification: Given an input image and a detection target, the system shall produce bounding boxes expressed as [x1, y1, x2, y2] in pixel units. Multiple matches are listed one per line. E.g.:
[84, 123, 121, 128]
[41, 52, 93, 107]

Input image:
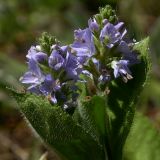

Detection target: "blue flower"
[26, 46, 48, 62]
[49, 45, 82, 81]
[49, 47, 65, 71]
[111, 60, 133, 82]
[71, 28, 95, 63]
[40, 74, 61, 104]
[64, 51, 82, 80]
[118, 41, 139, 64]
[20, 58, 61, 104]
[100, 21, 127, 48]
[88, 18, 99, 32]
[20, 58, 45, 91]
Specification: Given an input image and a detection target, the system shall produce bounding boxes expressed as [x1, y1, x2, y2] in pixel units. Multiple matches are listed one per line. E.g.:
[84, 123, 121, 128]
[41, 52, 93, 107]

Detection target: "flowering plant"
[10, 5, 153, 160]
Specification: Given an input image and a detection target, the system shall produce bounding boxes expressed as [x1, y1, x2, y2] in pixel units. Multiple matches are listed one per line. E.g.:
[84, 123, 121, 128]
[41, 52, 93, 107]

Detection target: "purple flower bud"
[102, 19, 108, 25]
[88, 18, 99, 31]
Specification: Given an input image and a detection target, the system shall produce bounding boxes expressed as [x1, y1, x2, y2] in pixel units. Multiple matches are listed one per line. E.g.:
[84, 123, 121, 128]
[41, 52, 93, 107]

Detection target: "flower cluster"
[20, 7, 139, 109]
[70, 11, 138, 89]
[20, 44, 82, 110]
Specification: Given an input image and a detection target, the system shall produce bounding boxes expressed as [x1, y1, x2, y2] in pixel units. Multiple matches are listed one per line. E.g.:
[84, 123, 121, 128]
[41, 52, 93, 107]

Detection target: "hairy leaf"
[124, 113, 160, 160]
[11, 90, 105, 160]
[106, 38, 151, 159]
[75, 96, 107, 147]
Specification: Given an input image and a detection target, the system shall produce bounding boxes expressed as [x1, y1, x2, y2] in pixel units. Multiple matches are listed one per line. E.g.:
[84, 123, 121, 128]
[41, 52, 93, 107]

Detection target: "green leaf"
[124, 112, 160, 160]
[75, 96, 107, 145]
[11, 90, 105, 160]
[106, 38, 151, 160]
